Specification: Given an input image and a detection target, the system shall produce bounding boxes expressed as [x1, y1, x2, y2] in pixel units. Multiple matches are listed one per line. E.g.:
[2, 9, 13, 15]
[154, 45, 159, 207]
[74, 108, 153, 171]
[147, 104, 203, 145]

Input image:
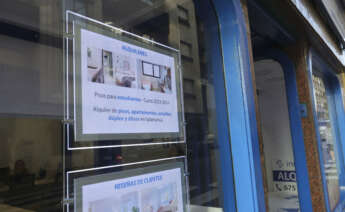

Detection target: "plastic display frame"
[63, 11, 186, 149]
[62, 155, 189, 212]
[73, 160, 188, 212]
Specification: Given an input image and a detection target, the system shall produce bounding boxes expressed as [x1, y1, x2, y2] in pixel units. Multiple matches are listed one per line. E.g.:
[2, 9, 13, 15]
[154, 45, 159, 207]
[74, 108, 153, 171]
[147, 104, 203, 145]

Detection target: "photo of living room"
[137, 60, 172, 94]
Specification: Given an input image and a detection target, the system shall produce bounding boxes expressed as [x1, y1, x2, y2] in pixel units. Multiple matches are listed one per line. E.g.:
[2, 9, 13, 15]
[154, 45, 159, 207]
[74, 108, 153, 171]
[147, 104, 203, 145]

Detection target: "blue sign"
[273, 170, 297, 182]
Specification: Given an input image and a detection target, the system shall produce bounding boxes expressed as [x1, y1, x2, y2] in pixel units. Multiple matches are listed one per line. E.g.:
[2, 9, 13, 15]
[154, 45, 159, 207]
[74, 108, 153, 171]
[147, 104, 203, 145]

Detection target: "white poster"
[82, 168, 184, 212]
[271, 158, 298, 194]
[79, 29, 180, 137]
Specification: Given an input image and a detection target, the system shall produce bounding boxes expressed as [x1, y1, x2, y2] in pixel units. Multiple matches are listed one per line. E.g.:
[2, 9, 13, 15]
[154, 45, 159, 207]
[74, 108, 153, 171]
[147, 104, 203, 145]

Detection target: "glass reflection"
[312, 75, 340, 210]
[0, 0, 229, 211]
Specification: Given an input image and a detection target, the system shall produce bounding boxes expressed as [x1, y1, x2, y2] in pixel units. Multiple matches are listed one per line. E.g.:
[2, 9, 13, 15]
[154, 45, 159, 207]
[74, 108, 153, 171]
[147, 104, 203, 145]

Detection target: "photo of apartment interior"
[88, 191, 139, 212]
[114, 54, 136, 88]
[138, 60, 172, 94]
[87, 47, 137, 88]
[142, 183, 179, 212]
[87, 47, 104, 83]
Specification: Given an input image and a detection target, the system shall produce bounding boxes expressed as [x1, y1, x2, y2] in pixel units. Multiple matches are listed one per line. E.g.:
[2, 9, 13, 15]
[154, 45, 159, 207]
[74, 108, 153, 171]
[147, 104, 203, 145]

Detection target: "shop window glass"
[312, 75, 340, 210]
[0, 0, 231, 211]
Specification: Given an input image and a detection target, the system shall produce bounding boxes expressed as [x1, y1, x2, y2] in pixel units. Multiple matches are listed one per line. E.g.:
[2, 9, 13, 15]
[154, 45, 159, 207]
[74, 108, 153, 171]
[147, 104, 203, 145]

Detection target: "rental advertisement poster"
[76, 29, 180, 140]
[78, 167, 184, 212]
[271, 158, 298, 194]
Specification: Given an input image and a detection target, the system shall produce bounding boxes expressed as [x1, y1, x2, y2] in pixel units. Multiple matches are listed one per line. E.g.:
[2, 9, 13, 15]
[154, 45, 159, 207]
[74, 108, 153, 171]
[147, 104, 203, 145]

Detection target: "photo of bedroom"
[114, 54, 137, 88]
[137, 60, 172, 94]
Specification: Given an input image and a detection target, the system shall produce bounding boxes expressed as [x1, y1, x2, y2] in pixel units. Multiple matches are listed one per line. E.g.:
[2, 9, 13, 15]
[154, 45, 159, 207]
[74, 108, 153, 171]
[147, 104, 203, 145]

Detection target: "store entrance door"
[254, 59, 300, 211]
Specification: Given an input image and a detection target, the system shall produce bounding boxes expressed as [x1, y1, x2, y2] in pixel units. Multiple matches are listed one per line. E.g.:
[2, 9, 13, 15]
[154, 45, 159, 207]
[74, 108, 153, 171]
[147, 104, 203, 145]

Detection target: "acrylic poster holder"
[62, 11, 189, 212]
[63, 10, 186, 149]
